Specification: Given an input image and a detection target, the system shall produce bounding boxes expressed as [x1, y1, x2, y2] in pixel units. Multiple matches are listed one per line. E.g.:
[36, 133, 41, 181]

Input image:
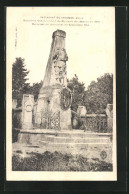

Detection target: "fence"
[12, 98, 112, 133]
[86, 114, 107, 133]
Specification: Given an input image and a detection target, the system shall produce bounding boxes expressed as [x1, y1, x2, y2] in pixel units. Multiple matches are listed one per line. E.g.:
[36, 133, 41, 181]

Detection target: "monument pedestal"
[35, 85, 71, 130]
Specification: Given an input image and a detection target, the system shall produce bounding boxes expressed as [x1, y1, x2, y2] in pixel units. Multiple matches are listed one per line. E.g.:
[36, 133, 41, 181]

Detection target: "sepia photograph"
[6, 7, 116, 181]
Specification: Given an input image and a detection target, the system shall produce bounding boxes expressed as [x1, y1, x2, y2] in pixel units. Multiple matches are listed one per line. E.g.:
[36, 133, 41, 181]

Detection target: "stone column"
[22, 94, 34, 130]
[12, 99, 17, 109]
[77, 106, 87, 117]
[105, 104, 113, 133]
[77, 106, 87, 130]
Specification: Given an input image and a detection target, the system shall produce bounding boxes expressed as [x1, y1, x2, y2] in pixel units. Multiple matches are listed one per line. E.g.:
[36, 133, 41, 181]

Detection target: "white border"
[6, 6, 117, 181]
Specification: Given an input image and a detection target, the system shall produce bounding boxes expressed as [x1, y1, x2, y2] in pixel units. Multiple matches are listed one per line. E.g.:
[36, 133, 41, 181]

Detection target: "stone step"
[55, 132, 111, 138]
[39, 141, 112, 149]
[42, 135, 111, 143]
[20, 129, 112, 138]
[37, 141, 112, 163]
[18, 129, 112, 144]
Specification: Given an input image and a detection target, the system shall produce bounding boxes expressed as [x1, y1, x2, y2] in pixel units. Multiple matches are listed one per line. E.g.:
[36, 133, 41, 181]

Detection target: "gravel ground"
[12, 142, 112, 171]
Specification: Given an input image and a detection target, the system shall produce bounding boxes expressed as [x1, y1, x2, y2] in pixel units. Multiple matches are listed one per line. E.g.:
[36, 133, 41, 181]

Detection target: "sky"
[7, 7, 115, 88]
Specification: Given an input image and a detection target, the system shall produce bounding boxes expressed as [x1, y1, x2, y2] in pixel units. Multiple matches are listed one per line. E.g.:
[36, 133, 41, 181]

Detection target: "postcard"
[6, 6, 116, 181]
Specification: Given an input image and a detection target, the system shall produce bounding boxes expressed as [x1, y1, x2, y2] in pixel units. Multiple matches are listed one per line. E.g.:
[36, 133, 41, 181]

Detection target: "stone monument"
[105, 104, 113, 132]
[12, 99, 17, 109]
[22, 94, 34, 130]
[77, 106, 87, 117]
[35, 30, 72, 130]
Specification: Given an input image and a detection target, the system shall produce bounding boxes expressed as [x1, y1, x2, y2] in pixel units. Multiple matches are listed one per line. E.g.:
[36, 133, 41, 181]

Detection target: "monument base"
[17, 129, 112, 163]
[18, 128, 112, 144]
[34, 86, 72, 130]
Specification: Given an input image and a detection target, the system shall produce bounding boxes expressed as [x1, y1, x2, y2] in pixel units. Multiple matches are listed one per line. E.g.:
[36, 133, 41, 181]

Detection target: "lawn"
[12, 151, 112, 171]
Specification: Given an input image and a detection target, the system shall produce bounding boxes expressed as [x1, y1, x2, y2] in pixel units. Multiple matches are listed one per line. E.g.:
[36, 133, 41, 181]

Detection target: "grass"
[12, 151, 112, 171]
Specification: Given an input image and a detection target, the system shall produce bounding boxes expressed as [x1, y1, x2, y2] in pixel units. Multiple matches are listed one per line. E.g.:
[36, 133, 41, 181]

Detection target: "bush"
[12, 151, 113, 171]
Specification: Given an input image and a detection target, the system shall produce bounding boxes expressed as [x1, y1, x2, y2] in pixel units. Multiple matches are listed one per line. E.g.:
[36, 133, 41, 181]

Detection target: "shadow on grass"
[12, 151, 112, 171]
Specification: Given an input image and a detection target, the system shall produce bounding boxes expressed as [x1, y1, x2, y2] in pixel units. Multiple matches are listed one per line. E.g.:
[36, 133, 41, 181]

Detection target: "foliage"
[12, 151, 112, 171]
[67, 74, 85, 112]
[12, 58, 29, 106]
[28, 81, 43, 101]
[84, 73, 113, 113]
[12, 110, 22, 129]
[67, 73, 113, 114]
[12, 57, 43, 105]
[12, 57, 113, 114]
[12, 129, 20, 143]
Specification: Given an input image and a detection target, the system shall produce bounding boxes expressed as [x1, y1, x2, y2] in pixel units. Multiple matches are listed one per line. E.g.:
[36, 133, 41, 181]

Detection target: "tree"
[28, 80, 43, 101]
[84, 73, 113, 113]
[12, 57, 30, 106]
[67, 74, 85, 112]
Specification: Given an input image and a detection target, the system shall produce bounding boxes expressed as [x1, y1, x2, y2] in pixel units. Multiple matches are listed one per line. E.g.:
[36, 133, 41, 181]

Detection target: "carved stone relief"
[60, 88, 71, 110]
[52, 47, 68, 84]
